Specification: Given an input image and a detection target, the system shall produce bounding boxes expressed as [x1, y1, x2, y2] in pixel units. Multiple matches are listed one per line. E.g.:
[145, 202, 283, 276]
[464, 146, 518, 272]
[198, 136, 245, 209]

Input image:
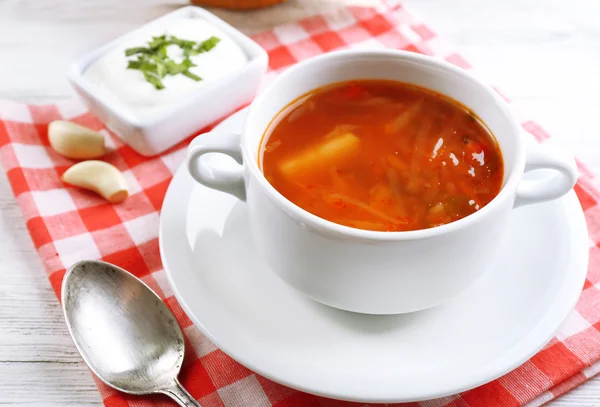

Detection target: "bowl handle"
[514, 141, 578, 208]
[186, 132, 246, 201]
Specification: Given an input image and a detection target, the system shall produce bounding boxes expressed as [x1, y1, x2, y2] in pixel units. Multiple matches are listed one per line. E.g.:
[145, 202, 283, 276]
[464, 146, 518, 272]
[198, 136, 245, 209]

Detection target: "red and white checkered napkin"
[1, 1, 600, 406]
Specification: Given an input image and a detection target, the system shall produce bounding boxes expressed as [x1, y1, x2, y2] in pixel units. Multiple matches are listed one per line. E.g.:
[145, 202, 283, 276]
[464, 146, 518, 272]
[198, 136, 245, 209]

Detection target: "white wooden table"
[1, 0, 599, 405]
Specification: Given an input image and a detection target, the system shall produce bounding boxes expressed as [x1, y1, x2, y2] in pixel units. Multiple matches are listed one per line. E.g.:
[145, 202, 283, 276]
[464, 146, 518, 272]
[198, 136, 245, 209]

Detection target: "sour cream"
[84, 18, 248, 119]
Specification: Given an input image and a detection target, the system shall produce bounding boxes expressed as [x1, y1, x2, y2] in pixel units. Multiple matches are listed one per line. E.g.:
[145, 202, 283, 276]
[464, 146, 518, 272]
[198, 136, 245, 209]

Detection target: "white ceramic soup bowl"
[186, 50, 577, 315]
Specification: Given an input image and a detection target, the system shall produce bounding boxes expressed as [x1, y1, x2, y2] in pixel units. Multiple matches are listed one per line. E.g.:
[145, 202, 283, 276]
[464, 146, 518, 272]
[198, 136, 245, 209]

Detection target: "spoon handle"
[162, 379, 202, 407]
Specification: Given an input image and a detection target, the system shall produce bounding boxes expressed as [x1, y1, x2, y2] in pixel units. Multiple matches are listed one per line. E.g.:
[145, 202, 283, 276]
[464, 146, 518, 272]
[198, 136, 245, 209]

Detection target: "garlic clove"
[62, 161, 128, 203]
[48, 120, 106, 159]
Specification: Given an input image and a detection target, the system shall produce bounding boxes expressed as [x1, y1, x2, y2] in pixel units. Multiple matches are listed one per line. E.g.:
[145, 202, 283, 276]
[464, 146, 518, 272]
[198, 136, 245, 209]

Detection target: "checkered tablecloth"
[1, 1, 600, 406]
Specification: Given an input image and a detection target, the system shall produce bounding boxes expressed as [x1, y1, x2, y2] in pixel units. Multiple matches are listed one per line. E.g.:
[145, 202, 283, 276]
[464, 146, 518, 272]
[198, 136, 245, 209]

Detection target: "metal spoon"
[61, 260, 201, 407]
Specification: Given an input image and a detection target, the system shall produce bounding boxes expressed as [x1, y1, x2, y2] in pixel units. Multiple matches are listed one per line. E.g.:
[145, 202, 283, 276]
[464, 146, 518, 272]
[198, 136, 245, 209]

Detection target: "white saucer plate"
[159, 108, 589, 403]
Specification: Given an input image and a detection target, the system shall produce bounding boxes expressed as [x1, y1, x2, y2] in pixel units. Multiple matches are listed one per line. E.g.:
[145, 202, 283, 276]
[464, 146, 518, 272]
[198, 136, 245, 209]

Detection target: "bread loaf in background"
[190, 0, 284, 9]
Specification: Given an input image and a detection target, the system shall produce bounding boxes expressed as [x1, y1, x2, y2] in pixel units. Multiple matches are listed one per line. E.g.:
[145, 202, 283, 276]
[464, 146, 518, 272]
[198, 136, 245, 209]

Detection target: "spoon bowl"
[62, 260, 200, 406]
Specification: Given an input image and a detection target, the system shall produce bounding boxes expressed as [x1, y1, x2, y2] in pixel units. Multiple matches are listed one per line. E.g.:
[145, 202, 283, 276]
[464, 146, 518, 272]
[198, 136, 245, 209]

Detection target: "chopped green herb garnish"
[124, 34, 221, 89]
[148, 35, 167, 49]
[143, 72, 165, 90]
[182, 70, 202, 81]
[125, 47, 151, 57]
[182, 58, 196, 68]
[127, 60, 142, 70]
[198, 36, 221, 52]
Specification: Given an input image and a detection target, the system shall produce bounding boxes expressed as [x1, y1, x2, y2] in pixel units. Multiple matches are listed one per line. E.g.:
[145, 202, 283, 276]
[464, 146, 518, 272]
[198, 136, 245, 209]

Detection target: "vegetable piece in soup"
[279, 131, 360, 178]
[260, 80, 504, 232]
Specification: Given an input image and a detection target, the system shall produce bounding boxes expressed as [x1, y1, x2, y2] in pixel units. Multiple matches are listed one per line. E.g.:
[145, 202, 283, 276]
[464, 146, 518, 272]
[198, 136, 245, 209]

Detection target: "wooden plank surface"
[0, 0, 599, 405]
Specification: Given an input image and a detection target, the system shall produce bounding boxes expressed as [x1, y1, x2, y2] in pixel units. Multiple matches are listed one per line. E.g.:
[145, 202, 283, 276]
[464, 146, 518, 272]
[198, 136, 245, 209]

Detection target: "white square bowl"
[67, 6, 268, 156]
